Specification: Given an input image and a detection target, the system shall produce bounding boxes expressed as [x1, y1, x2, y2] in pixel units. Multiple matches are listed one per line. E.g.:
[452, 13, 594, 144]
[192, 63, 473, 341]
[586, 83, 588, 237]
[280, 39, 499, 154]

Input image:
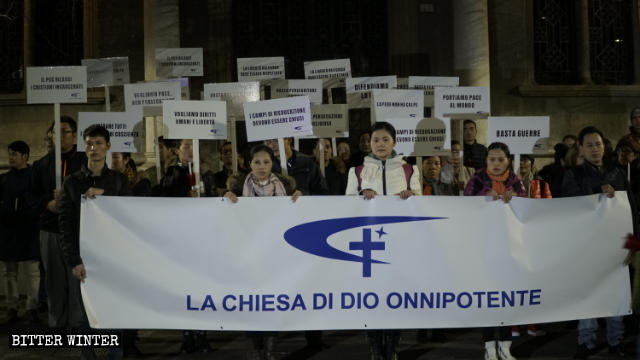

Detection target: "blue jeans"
[577, 316, 624, 348]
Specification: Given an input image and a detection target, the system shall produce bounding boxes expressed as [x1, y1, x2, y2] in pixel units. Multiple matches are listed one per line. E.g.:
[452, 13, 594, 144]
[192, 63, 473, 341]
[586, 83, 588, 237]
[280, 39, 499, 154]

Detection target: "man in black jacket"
[59, 125, 132, 358]
[27, 116, 87, 329]
[562, 126, 635, 358]
[266, 137, 328, 195]
[0, 141, 40, 324]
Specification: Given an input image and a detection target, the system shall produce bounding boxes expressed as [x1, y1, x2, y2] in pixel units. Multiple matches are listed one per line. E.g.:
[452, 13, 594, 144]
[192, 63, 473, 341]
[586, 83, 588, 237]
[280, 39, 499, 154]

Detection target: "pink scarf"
[242, 173, 287, 197]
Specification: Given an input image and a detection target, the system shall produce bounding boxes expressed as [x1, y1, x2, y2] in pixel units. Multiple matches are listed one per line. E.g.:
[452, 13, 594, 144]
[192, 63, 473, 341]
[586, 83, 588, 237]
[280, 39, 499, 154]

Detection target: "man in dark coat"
[266, 137, 329, 195]
[0, 141, 39, 324]
[462, 120, 488, 170]
[562, 126, 637, 358]
[26, 116, 87, 329]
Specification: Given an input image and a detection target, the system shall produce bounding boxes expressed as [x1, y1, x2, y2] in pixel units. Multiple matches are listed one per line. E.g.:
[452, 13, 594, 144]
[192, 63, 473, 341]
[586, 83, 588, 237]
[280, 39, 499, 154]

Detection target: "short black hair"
[451, 139, 461, 147]
[8, 140, 30, 155]
[370, 121, 396, 142]
[577, 126, 604, 145]
[487, 142, 511, 159]
[553, 143, 569, 163]
[463, 120, 477, 128]
[562, 134, 577, 142]
[83, 124, 110, 142]
[249, 144, 276, 163]
[158, 136, 178, 149]
[60, 116, 77, 133]
[520, 154, 534, 165]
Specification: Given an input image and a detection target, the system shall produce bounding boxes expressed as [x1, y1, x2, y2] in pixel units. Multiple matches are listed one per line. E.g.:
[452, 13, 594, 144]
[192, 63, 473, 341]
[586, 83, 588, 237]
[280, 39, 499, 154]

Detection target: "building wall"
[488, 0, 638, 148]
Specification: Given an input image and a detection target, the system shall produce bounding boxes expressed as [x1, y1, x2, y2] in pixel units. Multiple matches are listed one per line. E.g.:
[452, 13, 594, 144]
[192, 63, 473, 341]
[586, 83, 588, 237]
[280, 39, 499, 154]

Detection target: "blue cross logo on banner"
[284, 217, 445, 277]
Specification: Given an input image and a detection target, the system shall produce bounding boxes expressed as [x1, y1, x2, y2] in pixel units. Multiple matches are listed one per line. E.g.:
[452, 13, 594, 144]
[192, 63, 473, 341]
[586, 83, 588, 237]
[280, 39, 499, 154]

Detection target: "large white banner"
[80, 195, 632, 331]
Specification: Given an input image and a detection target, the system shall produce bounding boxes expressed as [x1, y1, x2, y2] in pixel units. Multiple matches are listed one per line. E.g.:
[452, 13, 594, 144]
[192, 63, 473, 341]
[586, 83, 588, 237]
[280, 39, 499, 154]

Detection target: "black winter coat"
[27, 147, 87, 233]
[271, 151, 328, 195]
[0, 167, 39, 261]
[59, 165, 131, 267]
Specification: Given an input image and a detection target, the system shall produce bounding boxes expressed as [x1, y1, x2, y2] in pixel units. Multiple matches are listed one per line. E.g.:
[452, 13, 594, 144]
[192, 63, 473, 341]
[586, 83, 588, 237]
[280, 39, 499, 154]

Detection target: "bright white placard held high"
[487, 116, 550, 154]
[77, 111, 144, 152]
[27, 66, 87, 103]
[243, 96, 312, 142]
[163, 100, 228, 140]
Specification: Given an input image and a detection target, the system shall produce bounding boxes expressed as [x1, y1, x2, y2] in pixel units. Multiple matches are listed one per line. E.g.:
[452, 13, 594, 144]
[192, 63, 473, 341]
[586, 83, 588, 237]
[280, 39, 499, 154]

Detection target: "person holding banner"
[224, 144, 301, 360]
[464, 142, 524, 360]
[58, 124, 132, 359]
[561, 126, 637, 358]
[344, 121, 420, 360]
[27, 116, 87, 329]
[516, 155, 551, 200]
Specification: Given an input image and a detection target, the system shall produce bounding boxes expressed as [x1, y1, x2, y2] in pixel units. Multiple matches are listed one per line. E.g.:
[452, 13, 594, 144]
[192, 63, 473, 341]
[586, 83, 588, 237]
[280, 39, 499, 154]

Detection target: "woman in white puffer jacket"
[346, 122, 422, 199]
[344, 121, 421, 360]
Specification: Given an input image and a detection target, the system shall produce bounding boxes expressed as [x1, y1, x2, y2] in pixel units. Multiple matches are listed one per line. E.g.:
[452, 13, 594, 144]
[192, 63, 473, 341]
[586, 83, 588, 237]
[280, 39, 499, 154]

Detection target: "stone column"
[143, 0, 180, 168]
[576, 0, 592, 84]
[453, 0, 490, 87]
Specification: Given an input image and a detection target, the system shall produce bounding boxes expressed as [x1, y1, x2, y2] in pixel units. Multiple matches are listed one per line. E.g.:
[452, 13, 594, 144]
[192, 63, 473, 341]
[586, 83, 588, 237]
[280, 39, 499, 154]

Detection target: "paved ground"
[1, 308, 639, 359]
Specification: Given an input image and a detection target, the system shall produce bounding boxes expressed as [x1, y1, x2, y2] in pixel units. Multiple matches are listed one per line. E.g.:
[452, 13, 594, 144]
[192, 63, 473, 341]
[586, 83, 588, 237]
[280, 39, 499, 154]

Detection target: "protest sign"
[304, 59, 351, 80]
[372, 89, 424, 123]
[243, 96, 312, 142]
[26, 66, 87, 104]
[387, 118, 448, 156]
[156, 48, 204, 78]
[77, 111, 144, 152]
[203, 82, 260, 117]
[271, 79, 323, 104]
[162, 100, 227, 140]
[237, 57, 285, 82]
[124, 81, 182, 112]
[346, 76, 397, 109]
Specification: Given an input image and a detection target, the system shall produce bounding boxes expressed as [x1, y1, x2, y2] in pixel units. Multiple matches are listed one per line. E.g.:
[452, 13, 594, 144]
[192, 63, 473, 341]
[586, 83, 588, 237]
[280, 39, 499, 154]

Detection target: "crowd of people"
[1, 106, 640, 359]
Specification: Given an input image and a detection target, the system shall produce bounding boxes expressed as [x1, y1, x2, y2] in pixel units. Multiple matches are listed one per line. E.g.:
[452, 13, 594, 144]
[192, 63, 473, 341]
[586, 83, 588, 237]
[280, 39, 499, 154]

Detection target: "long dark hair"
[487, 142, 513, 171]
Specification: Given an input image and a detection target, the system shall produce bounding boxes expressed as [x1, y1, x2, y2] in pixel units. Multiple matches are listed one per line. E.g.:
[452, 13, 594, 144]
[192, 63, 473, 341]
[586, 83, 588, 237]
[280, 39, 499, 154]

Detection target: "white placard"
[110, 57, 130, 85]
[409, 76, 459, 96]
[372, 89, 424, 123]
[487, 116, 550, 154]
[434, 86, 490, 118]
[26, 66, 87, 104]
[156, 48, 204, 78]
[346, 76, 397, 94]
[387, 118, 448, 156]
[77, 111, 143, 152]
[346, 76, 397, 109]
[162, 100, 228, 140]
[243, 96, 312, 142]
[271, 79, 323, 104]
[81, 57, 130, 87]
[304, 59, 351, 80]
[237, 57, 286, 82]
[204, 81, 260, 117]
[434, 86, 490, 150]
[82, 59, 114, 88]
[310, 104, 349, 138]
[81, 194, 632, 330]
[124, 81, 182, 112]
